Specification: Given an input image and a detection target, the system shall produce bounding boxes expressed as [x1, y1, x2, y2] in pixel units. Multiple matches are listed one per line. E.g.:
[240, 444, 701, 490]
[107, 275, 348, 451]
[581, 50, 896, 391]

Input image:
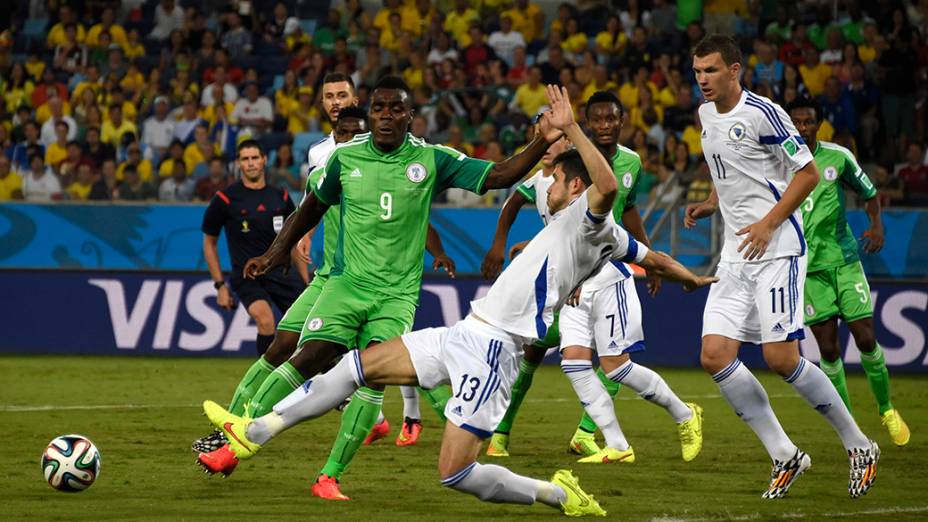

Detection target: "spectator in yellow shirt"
[67, 162, 95, 201]
[0, 155, 23, 200]
[100, 104, 138, 147]
[403, 52, 427, 90]
[595, 15, 628, 61]
[444, 0, 480, 48]
[379, 12, 408, 54]
[183, 124, 220, 174]
[501, 0, 545, 44]
[159, 140, 187, 178]
[47, 6, 86, 48]
[581, 65, 619, 103]
[287, 88, 316, 135]
[2, 63, 35, 113]
[275, 71, 301, 120]
[402, 0, 437, 37]
[372, 0, 405, 33]
[86, 7, 128, 49]
[71, 65, 103, 104]
[45, 121, 70, 171]
[562, 18, 589, 56]
[117, 143, 155, 182]
[510, 66, 548, 117]
[618, 66, 658, 111]
[124, 29, 146, 59]
[798, 47, 832, 97]
[681, 110, 703, 157]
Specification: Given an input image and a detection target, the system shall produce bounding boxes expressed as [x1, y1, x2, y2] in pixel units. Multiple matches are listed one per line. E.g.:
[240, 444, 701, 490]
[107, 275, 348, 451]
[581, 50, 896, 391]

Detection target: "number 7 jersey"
[313, 132, 492, 299]
[698, 90, 814, 263]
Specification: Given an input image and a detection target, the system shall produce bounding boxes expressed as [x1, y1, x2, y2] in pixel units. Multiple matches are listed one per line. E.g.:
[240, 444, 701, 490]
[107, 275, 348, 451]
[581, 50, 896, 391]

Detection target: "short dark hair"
[553, 149, 592, 187]
[337, 106, 368, 122]
[585, 91, 624, 119]
[372, 75, 412, 99]
[237, 139, 263, 156]
[693, 34, 743, 66]
[784, 97, 823, 123]
[322, 72, 355, 90]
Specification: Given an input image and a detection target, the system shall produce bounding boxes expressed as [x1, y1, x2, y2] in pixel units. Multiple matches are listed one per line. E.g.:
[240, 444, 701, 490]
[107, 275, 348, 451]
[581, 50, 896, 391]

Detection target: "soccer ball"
[41, 434, 101, 492]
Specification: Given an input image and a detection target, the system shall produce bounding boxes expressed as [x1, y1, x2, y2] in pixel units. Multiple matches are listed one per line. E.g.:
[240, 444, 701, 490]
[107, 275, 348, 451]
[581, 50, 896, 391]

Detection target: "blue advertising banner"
[1, 271, 926, 372]
[1, 203, 926, 278]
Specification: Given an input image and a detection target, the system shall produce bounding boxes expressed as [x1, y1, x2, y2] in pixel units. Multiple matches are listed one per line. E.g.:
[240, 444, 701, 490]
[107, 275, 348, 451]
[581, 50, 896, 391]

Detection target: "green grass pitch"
[1, 356, 925, 521]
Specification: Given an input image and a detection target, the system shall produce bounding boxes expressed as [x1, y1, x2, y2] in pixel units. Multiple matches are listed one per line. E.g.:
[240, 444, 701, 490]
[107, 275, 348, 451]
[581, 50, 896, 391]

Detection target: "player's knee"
[817, 342, 841, 363]
[853, 330, 877, 354]
[700, 348, 727, 374]
[763, 352, 800, 377]
[265, 337, 296, 366]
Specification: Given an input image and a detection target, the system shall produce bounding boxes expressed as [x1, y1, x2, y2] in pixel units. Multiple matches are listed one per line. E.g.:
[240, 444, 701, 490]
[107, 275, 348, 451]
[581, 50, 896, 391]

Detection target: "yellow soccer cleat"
[486, 432, 510, 457]
[678, 403, 704, 462]
[551, 469, 606, 517]
[568, 430, 601, 457]
[881, 409, 910, 447]
[577, 446, 635, 464]
[202, 400, 262, 459]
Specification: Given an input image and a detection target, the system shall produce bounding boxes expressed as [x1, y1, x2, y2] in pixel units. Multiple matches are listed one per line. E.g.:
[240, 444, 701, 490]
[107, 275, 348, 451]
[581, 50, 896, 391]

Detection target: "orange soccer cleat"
[197, 444, 239, 476]
[363, 418, 390, 445]
[311, 474, 350, 500]
[395, 417, 423, 446]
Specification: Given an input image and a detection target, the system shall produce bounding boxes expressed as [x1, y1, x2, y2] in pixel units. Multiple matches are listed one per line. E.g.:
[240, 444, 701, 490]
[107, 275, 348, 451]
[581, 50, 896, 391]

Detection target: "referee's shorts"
[229, 268, 305, 313]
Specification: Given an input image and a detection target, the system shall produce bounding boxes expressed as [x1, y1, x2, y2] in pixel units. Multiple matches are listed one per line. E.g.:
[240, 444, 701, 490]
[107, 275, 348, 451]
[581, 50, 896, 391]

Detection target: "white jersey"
[305, 132, 336, 176]
[698, 90, 814, 262]
[516, 169, 555, 224]
[471, 191, 649, 342]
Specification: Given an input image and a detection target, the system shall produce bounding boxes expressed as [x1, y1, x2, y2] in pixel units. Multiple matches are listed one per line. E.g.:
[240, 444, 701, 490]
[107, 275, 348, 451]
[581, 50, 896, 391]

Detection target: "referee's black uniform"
[201, 181, 304, 314]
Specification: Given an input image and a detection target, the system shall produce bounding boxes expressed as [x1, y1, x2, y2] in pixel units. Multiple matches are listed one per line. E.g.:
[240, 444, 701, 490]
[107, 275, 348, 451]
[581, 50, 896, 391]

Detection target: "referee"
[202, 139, 305, 356]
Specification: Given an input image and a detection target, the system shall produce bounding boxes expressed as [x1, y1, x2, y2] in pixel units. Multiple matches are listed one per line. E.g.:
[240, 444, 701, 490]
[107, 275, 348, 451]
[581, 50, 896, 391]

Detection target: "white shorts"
[702, 256, 807, 344]
[401, 316, 522, 439]
[559, 276, 645, 357]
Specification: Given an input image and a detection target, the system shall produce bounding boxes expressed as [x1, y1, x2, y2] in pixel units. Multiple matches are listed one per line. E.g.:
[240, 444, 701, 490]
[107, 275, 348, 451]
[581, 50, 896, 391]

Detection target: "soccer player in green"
[218, 76, 564, 500]
[196, 107, 455, 475]
[787, 98, 910, 447]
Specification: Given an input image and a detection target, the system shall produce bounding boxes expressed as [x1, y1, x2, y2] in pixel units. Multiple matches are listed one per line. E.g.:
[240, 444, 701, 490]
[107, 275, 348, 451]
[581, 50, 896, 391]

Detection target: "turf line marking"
[650, 505, 928, 521]
[529, 393, 801, 404]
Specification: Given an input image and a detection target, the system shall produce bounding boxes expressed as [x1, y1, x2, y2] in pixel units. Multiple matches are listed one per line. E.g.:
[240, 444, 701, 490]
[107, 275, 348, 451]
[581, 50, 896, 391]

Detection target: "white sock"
[607, 360, 692, 423]
[400, 385, 421, 420]
[713, 359, 797, 461]
[442, 462, 567, 508]
[785, 357, 870, 450]
[376, 409, 386, 424]
[247, 351, 363, 444]
[561, 359, 629, 450]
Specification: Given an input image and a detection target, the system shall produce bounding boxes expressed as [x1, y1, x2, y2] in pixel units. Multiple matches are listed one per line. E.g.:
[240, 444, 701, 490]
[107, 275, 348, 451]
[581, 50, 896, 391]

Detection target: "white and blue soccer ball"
[41, 434, 101, 492]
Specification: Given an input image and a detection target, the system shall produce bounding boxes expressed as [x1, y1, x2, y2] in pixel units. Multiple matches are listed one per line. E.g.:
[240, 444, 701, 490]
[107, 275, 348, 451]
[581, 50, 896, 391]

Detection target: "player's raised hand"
[294, 234, 313, 266]
[736, 218, 776, 260]
[683, 275, 720, 292]
[481, 245, 505, 280]
[683, 201, 716, 228]
[544, 84, 575, 130]
[433, 252, 457, 279]
[645, 270, 662, 297]
[861, 225, 885, 253]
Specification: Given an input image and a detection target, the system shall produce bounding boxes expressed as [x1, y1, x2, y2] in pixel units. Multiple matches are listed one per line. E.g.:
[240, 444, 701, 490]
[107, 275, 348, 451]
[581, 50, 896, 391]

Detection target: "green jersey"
[306, 168, 340, 278]
[801, 141, 877, 272]
[313, 132, 492, 298]
[610, 144, 643, 221]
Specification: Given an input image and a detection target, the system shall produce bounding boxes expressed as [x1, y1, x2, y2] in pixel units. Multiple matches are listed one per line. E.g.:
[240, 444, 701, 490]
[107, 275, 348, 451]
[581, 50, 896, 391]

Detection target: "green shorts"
[532, 312, 560, 349]
[299, 275, 416, 349]
[277, 274, 327, 334]
[804, 261, 873, 326]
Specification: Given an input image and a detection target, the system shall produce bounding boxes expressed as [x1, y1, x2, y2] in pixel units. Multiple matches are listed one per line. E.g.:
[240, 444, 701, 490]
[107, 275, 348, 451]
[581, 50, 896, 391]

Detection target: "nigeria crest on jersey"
[622, 172, 633, 188]
[406, 163, 427, 183]
[824, 166, 838, 181]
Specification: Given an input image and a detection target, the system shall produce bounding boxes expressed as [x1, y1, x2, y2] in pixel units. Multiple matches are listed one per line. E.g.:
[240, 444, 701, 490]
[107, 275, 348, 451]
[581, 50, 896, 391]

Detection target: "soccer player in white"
[684, 35, 878, 499]
[202, 85, 716, 516]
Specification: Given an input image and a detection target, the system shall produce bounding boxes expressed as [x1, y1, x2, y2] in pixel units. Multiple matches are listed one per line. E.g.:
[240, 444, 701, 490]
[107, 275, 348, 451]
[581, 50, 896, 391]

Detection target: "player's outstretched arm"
[426, 223, 456, 279]
[244, 192, 329, 279]
[482, 189, 529, 279]
[683, 188, 718, 228]
[737, 161, 819, 260]
[543, 85, 616, 214]
[638, 250, 718, 292]
[482, 121, 562, 191]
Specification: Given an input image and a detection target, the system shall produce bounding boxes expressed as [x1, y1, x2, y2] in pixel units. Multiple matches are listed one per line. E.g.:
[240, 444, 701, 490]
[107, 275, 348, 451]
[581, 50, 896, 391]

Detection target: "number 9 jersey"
[698, 90, 814, 263]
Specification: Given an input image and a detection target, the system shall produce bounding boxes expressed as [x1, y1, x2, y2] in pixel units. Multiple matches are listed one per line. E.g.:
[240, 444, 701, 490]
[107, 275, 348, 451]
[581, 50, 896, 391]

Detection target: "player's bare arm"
[638, 250, 718, 291]
[426, 223, 456, 279]
[545, 85, 617, 214]
[244, 192, 330, 279]
[482, 112, 563, 191]
[737, 161, 819, 260]
[482, 189, 529, 279]
[861, 195, 884, 253]
[203, 234, 234, 310]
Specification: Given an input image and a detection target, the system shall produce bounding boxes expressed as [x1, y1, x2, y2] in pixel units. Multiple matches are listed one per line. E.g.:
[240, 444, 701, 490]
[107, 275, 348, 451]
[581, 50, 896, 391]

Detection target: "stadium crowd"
[0, 0, 926, 206]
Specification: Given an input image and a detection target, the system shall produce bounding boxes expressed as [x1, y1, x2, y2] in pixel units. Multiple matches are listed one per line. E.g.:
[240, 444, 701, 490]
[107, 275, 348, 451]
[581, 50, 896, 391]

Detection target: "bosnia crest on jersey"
[728, 122, 746, 141]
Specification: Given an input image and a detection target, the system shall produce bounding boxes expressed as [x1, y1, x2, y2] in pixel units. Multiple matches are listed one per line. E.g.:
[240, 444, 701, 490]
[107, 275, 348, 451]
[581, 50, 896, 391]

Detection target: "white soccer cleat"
[762, 449, 811, 499]
[848, 440, 879, 498]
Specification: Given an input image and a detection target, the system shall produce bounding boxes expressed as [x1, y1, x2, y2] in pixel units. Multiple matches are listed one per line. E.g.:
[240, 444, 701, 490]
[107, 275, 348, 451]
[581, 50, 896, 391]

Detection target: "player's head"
[321, 72, 358, 123]
[236, 139, 266, 182]
[334, 106, 368, 144]
[542, 135, 571, 169]
[547, 149, 592, 214]
[692, 34, 743, 104]
[585, 91, 624, 148]
[370, 75, 413, 151]
[785, 97, 822, 149]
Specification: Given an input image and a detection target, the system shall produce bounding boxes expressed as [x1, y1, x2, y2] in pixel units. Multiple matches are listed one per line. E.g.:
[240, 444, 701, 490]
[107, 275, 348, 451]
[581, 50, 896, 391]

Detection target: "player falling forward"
[205, 76, 565, 500]
[685, 35, 879, 499]
[786, 97, 909, 446]
[196, 107, 455, 476]
[484, 93, 703, 463]
[202, 85, 716, 516]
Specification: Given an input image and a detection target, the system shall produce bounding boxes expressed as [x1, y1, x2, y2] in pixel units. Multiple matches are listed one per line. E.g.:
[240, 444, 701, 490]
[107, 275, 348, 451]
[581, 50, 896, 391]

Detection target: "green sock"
[228, 357, 275, 416]
[246, 362, 304, 418]
[819, 357, 852, 412]
[319, 387, 384, 479]
[418, 385, 452, 421]
[577, 367, 622, 433]
[859, 344, 894, 415]
[494, 359, 541, 434]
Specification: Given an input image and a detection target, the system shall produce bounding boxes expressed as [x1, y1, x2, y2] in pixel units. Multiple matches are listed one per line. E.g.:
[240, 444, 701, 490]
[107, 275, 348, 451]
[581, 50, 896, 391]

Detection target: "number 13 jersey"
[698, 90, 814, 263]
